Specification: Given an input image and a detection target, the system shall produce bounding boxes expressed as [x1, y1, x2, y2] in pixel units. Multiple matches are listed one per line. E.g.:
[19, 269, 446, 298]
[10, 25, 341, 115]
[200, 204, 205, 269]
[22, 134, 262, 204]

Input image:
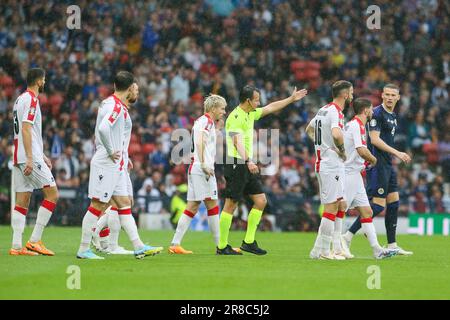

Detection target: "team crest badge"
[378, 188, 384, 195]
[370, 119, 377, 127]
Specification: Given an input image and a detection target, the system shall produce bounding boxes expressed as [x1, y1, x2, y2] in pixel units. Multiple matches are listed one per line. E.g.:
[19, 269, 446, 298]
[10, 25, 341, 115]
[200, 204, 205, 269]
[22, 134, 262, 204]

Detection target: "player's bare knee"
[91, 199, 108, 212]
[44, 186, 59, 203]
[186, 201, 200, 213]
[112, 196, 131, 209]
[254, 196, 267, 210]
[224, 198, 237, 213]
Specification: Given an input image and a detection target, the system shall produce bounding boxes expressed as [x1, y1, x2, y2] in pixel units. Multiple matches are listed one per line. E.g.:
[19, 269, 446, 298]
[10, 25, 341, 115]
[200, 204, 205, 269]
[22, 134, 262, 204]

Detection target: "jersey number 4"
[314, 119, 322, 145]
[13, 110, 19, 135]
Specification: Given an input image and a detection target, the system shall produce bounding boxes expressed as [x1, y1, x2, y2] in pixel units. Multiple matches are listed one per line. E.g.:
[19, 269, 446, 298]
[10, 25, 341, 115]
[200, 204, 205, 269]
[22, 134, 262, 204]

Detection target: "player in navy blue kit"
[342, 84, 413, 255]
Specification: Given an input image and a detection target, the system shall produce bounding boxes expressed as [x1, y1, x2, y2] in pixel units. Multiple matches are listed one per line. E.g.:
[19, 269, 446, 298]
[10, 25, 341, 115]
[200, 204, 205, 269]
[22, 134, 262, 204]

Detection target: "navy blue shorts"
[366, 164, 398, 199]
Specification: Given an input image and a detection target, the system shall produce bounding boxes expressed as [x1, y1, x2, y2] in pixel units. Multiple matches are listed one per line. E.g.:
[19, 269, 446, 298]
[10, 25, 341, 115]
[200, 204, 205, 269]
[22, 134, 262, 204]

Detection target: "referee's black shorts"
[223, 158, 264, 201]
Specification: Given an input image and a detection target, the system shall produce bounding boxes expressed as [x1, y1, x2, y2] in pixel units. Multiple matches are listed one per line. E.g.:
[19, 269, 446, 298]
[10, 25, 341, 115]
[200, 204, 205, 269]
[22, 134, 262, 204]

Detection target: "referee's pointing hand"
[291, 87, 308, 102]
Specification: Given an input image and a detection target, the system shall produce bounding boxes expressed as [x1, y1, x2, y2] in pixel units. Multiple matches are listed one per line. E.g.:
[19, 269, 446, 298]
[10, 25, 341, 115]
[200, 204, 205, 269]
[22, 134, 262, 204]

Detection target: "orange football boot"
[9, 248, 39, 256]
[26, 240, 55, 256]
[168, 245, 193, 254]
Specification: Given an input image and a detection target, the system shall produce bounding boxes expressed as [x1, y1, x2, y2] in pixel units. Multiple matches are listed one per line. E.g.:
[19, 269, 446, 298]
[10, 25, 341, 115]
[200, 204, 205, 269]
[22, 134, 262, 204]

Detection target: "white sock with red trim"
[171, 210, 195, 246]
[12, 206, 27, 249]
[118, 208, 144, 250]
[361, 218, 382, 254]
[207, 207, 220, 246]
[332, 211, 345, 253]
[30, 199, 56, 243]
[94, 209, 110, 237]
[318, 213, 335, 256]
[107, 208, 120, 251]
[78, 207, 101, 253]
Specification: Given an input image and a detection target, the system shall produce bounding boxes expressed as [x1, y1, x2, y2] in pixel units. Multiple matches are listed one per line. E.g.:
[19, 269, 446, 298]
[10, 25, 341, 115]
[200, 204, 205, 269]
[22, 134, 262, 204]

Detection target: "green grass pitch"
[0, 226, 449, 300]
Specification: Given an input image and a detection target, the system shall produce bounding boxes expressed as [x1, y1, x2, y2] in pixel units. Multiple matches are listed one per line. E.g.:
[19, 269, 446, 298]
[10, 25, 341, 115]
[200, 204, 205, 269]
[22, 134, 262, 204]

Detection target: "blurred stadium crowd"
[0, 0, 449, 229]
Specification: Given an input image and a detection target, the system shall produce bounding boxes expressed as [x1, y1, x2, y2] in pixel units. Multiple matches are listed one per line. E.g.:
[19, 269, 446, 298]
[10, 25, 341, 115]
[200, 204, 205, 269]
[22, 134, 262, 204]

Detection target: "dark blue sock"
[385, 201, 399, 244]
[348, 202, 384, 234]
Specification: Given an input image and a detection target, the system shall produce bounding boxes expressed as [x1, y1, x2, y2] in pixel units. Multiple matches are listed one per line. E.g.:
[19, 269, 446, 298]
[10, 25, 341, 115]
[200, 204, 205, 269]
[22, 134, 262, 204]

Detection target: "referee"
[217, 85, 307, 255]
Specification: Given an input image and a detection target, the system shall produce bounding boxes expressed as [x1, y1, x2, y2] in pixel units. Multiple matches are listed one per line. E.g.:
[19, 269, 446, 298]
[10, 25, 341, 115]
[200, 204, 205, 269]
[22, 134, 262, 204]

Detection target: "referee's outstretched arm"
[260, 86, 307, 118]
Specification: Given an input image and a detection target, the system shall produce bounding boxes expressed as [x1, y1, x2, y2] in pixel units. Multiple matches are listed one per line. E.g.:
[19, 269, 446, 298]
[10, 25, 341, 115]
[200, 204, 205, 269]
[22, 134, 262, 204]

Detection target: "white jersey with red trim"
[188, 114, 216, 175]
[309, 102, 345, 173]
[344, 117, 367, 174]
[12, 90, 44, 164]
[91, 94, 128, 170]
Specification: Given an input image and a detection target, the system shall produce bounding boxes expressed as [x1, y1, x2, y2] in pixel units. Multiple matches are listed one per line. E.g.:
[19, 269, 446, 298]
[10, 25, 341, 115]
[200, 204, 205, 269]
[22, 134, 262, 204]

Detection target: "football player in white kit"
[340, 98, 398, 259]
[10, 68, 59, 256]
[77, 72, 162, 259]
[91, 83, 139, 255]
[168, 94, 226, 254]
[306, 80, 352, 260]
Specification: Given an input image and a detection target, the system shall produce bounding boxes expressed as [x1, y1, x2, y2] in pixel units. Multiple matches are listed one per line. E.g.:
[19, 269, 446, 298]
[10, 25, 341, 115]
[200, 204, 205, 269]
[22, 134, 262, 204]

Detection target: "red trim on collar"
[353, 116, 364, 127]
[26, 89, 36, 98]
[329, 102, 343, 112]
[112, 94, 126, 106]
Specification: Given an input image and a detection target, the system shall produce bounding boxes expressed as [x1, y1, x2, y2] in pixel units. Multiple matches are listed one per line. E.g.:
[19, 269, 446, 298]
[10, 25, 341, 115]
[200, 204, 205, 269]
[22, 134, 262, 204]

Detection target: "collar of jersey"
[112, 94, 127, 107]
[204, 113, 213, 121]
[329, 102, 343, 112]
[353, 116, 364, 127]
[26, 89, 36, 99]
[237, 105, 254, 114]
[381, 104, 394, 114]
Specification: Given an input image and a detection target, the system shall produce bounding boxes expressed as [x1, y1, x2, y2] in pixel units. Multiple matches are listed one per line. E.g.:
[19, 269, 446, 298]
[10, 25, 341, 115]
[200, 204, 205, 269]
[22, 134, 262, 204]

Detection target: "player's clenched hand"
[247, 161, 259, 174]
[396, 151, 411, 164]
[23, 158, 33, 176]
[290, 87, 308, 102]
[109, 151, 121, 163]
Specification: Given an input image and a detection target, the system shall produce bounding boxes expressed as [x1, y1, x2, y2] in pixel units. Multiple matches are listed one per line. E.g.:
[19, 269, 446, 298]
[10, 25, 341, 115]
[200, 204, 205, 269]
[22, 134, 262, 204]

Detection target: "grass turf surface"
[0, 226, 449, 300]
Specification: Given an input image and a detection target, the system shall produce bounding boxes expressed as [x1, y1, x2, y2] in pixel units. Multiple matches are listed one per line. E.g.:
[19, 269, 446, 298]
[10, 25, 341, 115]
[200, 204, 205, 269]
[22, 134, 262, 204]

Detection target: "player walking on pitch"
[77, 73, 162, 259]
[169, 94, 227, 254]
[306, 80, 352, 260]
[91, 83, 140, 255]
[343, 84, 413, 255]
[341, 98, 398, 259]
[217, 84, 307, 255]
[10, 68, 59, 256]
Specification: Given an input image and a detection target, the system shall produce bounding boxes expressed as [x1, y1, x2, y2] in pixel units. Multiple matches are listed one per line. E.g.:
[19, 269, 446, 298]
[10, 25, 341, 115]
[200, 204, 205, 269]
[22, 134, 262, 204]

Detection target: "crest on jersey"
[370, 119, 377, 127]
[378, 188, 384, 195]
[108, 111, 119, 123]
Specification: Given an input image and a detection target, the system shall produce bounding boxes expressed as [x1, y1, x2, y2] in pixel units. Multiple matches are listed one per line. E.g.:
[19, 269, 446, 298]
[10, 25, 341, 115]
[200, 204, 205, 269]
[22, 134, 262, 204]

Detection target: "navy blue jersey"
[367, 104, 397, 166]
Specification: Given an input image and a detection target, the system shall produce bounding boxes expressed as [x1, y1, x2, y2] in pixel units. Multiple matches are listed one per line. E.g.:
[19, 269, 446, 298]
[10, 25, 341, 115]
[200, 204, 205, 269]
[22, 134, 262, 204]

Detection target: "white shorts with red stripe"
[13, 161, 56, 192]
[316, 169, 345, 205]
[344, 171, 370, 210]
[88, 163, 128, 203]
[187, 173, 218, 201]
